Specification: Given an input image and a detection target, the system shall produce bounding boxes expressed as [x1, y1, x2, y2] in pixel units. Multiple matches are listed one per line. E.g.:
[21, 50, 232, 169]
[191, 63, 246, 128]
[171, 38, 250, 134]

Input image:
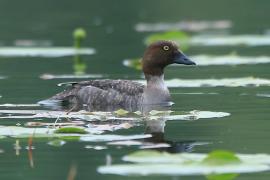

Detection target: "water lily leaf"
[135, 77, 270, 88]
[190, 34, 270, 46]
[98, 150, 270, 176]
[187, 55, 270, 66]
[145, 31, 190, 50]
[202, 150, 241, 166]
[0, 47, 95, 57]
[127, 150, 164, 158]
[80, 134, 152, 142]
[98, 163, 270, 176]
[40, 73, 104, 80]
[114, 109, 129, 116]
[148, 110, 172, 116]
[206, 173, 238, 180]
[256, 93, 270, 98]
[54, 127, 88, 134]
[133, 111, 142, 116]
[135, 20, 232, 32]
[0, 109, 230, 121]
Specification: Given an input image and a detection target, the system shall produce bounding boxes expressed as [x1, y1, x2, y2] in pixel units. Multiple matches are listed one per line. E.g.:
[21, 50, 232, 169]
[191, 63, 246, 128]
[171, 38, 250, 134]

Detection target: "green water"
[0, 0, 270, 179]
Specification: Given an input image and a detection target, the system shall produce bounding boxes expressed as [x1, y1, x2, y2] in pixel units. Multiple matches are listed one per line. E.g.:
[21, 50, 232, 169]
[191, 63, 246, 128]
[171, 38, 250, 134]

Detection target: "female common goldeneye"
[39, 41, 195, 111]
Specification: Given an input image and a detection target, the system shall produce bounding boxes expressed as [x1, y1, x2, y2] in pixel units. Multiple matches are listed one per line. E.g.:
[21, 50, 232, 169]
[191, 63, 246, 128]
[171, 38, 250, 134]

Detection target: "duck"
[38, 40, 195, 112]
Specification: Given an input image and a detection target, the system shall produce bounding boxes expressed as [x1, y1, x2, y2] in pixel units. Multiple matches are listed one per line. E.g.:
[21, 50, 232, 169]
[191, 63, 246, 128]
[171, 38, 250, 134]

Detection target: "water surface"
[0, 0, 270, 180]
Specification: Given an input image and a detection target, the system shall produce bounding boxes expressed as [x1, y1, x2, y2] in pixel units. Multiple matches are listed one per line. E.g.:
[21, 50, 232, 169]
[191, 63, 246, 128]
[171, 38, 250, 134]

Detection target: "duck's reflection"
[140, 104, 202, 153]
[144, 119, 197, 153]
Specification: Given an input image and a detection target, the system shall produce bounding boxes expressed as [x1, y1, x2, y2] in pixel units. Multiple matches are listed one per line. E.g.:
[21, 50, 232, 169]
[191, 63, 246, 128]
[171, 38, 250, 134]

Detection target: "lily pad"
[0, 109, 230, 121]
[0, 47, 95, 57]
[0, 104, 39, 107]
[145, 31, 190, 50]
[40, 73, 104, 80]
[98, 163, 270, 176]
[54, 127, 88, 134]
[135, 20, 232, 32]
[190, 34, 270, 46]
[188, 55, 270, 66]
[202, 150, 241, 166]
[114, 109, 129, 116]
[256, 93, 270, 98]
[98, 150, 270, 176]
[135, 77, 270, 88]
[80, 134, 152, 142]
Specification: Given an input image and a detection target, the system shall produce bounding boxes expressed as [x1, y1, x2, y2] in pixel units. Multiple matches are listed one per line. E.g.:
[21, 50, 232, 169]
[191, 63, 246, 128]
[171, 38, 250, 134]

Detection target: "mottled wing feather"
[50, 79, 144, 106]
[73, 79, 144, 95]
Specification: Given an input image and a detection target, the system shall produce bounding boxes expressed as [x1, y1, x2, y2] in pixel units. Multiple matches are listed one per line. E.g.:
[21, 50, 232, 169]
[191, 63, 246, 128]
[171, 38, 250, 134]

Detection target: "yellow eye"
[163, 45, 170, 51]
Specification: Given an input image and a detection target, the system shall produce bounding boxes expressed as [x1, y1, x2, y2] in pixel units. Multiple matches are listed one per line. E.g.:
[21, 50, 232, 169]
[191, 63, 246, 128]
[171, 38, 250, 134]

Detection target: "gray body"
[42, 76, 171, 112]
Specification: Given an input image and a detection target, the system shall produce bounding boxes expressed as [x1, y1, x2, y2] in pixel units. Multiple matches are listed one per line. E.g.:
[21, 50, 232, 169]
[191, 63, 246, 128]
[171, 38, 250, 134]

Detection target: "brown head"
[142, 41, 195, 77]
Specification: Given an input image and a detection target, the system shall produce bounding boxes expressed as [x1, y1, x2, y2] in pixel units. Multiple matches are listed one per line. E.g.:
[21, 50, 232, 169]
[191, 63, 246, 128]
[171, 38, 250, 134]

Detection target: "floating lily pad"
[148, 110, 173, 116]
[80, 134, 152, 142]
[54, 127, 88, 134]
[135, 77, 270, 88]
[202, 150, 241, 166]
[0, 47, 95, 57]
[114, 109, 129, 116]
[0, 104, 39, 107]
[0, 109, 230, 121]
[98, 163, 270, 176]
[188, 55, 270, 66]
[98, 150, 270, 176]
[256, 93, 270, 98]
[145, 31, 190, 50]
[0, 109, 230, 122]
[40, 73, 104, 80]
[190, 34, 270, 46]
[135, 20, 232, 32]
[206, 173, 238, 180]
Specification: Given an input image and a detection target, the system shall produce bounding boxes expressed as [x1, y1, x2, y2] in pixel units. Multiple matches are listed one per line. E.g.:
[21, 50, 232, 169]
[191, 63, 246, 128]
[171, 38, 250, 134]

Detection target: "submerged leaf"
[54, 127, 88, 134]
[202, 150, 241, 166]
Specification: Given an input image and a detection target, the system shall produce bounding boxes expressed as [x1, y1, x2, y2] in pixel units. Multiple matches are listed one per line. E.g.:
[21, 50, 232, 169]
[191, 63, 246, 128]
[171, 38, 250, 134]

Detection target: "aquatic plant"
[73, 28, 87, 75]
[54, 126, 88, 134]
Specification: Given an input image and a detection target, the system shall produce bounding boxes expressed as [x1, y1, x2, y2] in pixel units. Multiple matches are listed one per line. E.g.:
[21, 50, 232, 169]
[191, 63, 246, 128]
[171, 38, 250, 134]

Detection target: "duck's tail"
[38, 89, 81, 111]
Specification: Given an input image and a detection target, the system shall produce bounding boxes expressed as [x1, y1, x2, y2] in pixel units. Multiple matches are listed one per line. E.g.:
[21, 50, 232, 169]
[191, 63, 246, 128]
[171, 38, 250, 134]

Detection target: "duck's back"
[39, 79, 144, 111]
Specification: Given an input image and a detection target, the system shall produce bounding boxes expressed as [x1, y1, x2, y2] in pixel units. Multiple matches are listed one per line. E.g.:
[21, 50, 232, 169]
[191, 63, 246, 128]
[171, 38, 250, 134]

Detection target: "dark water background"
[0, 0, 270, 179]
